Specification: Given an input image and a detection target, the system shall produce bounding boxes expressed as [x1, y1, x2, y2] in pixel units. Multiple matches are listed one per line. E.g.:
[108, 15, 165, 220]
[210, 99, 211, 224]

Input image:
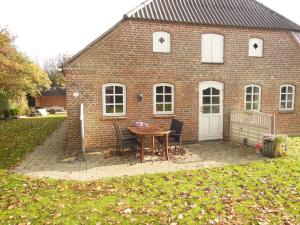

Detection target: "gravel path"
[14, 121, 265, 181]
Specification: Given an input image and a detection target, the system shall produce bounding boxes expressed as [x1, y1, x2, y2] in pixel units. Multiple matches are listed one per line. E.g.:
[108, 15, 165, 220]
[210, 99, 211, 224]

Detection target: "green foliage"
[0, 27, 51, 115]
[0, 115, 66, 169]
[0, 115, 299, 224]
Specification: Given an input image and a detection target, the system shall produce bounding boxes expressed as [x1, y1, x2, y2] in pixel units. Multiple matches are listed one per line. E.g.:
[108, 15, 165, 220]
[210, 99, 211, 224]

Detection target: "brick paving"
[14, 122, 265, 181]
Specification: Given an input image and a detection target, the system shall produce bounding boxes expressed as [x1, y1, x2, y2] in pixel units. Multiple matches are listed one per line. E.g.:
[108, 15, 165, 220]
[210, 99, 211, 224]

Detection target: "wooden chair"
[113, 123, 139, 156]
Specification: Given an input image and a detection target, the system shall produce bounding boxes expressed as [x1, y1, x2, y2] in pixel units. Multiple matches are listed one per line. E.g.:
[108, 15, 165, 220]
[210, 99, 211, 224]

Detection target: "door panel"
[199, 82, 224, 141]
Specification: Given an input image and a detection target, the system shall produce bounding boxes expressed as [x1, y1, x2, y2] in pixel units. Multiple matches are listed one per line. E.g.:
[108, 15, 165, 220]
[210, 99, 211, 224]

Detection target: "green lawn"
[0, 115, 66, 169]
[0, 116, 299, 224]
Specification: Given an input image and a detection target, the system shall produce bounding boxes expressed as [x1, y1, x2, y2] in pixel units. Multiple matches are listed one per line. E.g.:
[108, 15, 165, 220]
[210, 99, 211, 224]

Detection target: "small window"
[249, 38, 263, 57]
[102, 83, 126, 116]
[280, 85, 295, 111]
[153, 31, 171, 53]
[153, 83, 174, 114]
[202, 34, 224, 63]
[245, 85, 261, 111]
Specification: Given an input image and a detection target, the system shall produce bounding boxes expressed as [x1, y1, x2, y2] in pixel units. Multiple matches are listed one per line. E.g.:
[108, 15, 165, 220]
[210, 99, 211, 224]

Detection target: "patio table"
[128, 125, 171, 163]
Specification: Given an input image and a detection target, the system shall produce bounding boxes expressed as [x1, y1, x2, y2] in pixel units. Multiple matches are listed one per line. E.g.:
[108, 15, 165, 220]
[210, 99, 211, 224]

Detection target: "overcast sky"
[1, 0, 300, 64]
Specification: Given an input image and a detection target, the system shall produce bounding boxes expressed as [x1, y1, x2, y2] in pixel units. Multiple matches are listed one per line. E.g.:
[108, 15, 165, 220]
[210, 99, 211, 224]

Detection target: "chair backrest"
[170, 119, 183, 134]
[113, 122, 123, 142]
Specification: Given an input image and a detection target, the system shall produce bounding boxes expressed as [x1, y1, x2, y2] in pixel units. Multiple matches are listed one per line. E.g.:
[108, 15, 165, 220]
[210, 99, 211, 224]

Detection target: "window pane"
[281, 102, 286, 109]
[115, 105, 123, 113]
[287, 94, 293, 101]
[165, 104, 172, 112]
[106, 96, 114, 104]
[203, 88, 211, 95]
[203, 106, 211, 114]
[287, 102, 293, 109]
[212, 97, 220, 104]
[253, 102, 259, 110]
[281, 94, 286, 101]
[203, 97, 211, 104]
[288, 86, 293, 93]
[156, 104, 163, 112]
[212, 88, 220, 95]
[165, 86, 172, 94]
[106, 105, 114, 114]
[253, 94, 259, 102]
[246, 103, 252, 110]
[246, 87, 252, 93]
[105, 86, 113, 94]
[212, 105, 220, 113]
[246, 95, 252, 101]
[115, 86, 123, 94]
[253, 86, 259, 93]
[281, 86, 287, 93]
[156, 95, 163, 103]
[115, 96, 123, 103]
[165, 95, 172, 102]
[156, 86, 163, 93]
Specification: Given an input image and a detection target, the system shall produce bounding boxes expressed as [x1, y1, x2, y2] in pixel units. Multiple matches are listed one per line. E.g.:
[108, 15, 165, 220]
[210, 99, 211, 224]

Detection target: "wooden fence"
[230, 111, 275, 147]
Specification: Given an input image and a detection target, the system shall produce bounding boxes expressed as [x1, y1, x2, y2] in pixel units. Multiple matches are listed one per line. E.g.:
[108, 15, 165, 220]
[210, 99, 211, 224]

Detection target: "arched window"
[245, 85, 261, 111]
[280, 85, 295, 111]
[249, 38, 263, 57]
[202, 33, 224, 63]
[153, 31, 171, 53]
[102, 83, 126, 116]
[153, 83, 174, 114]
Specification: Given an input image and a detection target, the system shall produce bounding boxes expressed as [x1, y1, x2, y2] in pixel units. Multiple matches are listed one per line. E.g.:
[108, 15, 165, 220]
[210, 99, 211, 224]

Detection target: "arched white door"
[199, 81, 224, 141]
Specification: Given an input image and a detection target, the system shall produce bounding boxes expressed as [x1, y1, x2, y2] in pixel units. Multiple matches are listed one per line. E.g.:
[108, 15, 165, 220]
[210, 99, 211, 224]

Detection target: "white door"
[199, 81, 224, 141]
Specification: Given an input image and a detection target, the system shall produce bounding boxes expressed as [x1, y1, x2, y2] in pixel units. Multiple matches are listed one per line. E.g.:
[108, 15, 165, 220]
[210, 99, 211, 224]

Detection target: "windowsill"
[101, 116, 127, 120]
[153, 114, 176, 119]
[279, 110, 295, 114]
[201, 62, 224, 65]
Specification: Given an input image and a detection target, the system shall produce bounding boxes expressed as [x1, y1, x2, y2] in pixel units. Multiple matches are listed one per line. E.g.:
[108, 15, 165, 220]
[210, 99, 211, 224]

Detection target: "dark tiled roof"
[41, 87, 66, 97]
[125, 0, 300, 31]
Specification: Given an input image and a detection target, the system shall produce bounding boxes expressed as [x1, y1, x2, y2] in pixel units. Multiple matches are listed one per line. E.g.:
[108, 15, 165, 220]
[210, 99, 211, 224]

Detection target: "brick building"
[35, 88, 66, 110]
[63, 0, 300, 153]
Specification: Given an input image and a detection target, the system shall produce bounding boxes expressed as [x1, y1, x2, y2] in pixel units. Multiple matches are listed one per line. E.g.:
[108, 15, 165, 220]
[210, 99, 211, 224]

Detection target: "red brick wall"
[35, 96, 66, 109]
[64, 19, 300, 153]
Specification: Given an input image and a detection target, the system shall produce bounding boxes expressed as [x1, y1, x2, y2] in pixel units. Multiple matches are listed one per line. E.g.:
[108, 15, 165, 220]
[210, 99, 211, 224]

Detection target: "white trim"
[153, 31, 171, 53]
[202, 33, 224, 63]
[279, 84, 295, 111]
[244, 84, 261, 112]
[102, 83, 126, 117]
[248, 38, 264, 57]
[153, 83, 174, 115]
[198, 81, 224, 141]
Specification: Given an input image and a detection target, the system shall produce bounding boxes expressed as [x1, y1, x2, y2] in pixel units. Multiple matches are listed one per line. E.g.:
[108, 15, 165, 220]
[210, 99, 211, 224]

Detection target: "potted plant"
[274, 135, 288, 157]
[262, 134, 275, 157]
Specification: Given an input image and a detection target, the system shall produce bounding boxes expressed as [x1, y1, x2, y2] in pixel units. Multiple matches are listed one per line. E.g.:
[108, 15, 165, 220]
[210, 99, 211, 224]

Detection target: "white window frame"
[102, 83, 126, 117]
[249, 38, 264, 57]
[279, 84, 295, 111]
[202, 33, 224, 63]
[153, 31, 171, 53]
[153, 83, 174, 115]
[244, 84, 261, 112]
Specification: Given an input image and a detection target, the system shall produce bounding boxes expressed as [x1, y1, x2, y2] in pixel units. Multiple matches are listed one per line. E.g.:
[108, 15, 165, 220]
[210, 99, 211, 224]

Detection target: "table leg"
[140, 135, 145, 163]
[152, 136, 155, 149]
[163, 134, 169, 160]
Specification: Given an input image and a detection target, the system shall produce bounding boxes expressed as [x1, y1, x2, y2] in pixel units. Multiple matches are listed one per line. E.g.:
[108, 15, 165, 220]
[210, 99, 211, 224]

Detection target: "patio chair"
[157, 119, 184, 151]
[113, 123, 139, 156]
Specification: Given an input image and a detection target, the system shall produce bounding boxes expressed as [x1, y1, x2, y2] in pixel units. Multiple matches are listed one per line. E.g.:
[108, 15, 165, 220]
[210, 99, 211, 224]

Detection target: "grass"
[0, 116, 299, 224]
[0, 114, 66, 169]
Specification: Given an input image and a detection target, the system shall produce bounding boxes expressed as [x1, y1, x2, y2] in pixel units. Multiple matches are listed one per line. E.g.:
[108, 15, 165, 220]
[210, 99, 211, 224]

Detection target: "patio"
[13, 121, 265, 181]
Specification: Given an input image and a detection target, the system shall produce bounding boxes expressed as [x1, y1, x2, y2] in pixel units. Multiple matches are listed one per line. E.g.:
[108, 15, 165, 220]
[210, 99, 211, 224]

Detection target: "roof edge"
[64, 18, 126, 66]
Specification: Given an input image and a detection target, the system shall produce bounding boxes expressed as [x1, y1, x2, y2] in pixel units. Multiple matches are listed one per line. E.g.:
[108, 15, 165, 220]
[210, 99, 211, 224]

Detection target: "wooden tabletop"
[128, 125, 171, 136]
